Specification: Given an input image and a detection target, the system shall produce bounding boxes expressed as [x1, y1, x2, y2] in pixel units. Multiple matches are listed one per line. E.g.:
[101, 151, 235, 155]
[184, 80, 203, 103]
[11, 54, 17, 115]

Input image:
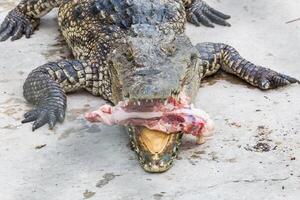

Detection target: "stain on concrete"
[1, 97, 26, 105]
[1, 124, 21, 130]
[188, 158, 198, 165]
[17, 71, 25, 76]
[245, 126, 275, 152]
[153, 193, 164, 200]
[257, 125, 273, 136]
[35, 144, 47, 149]
[83, 190, 95, 199]
[128, 155, 135, 160]
[225, 158, 237, 163]
[59, 123, 101, 140]
[290, 157, 296, 161]
[67, 107, 90, 121]
[86, 124, 102, 133]
[251, 142, 271, 152]
[190, 154, 200, 159]
[208, 151, 219, 161]
[243, 5, 249, 12]
[224, 119, 243, 128]
[2, 107, 18, 116]
[181, 141, 199, 151]
[194, 150, 206, 155]
[0, 97, 27, 120]
[189, 150, 206, 159]
[0, 79, 22, 83]
[96, 173, 120, 188]
[59, 127, 78, 140]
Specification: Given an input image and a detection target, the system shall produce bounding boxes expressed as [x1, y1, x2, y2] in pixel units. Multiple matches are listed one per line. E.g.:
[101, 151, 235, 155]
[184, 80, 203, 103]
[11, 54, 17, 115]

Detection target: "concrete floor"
[0, 0, 300, 199]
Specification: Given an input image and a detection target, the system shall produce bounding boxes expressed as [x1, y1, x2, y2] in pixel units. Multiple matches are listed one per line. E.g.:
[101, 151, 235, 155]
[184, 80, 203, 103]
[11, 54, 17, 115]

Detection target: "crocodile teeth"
[164, 100, 168, 106]
[124, 99, 129, 106]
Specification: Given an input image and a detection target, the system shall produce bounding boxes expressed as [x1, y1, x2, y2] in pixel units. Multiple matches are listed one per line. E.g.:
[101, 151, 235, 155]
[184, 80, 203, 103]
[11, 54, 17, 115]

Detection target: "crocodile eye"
[123, 48, 134, 61]
[127, 53, 134, 61]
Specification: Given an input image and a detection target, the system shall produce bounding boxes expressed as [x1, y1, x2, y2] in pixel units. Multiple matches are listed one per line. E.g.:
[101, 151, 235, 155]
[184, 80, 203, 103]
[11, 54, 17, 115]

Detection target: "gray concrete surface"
[0, 0, 300, 199]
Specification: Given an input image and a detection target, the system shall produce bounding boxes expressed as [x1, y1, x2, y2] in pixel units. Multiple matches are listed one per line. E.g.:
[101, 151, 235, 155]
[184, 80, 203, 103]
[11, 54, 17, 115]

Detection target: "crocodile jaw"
[127, 126, 182, 173]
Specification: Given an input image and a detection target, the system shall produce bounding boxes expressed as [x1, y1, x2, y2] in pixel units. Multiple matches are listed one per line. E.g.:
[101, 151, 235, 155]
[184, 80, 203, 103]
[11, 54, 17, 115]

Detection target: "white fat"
[124, 99, 129, 106]
[165, 103, 174, 110]
[164, 100, 168, 106]
[112, 108, 163, 123]
[174, 108, 210, 120]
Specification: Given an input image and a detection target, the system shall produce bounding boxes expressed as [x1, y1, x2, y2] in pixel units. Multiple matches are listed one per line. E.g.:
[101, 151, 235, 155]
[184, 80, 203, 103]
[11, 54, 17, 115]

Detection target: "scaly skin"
[0, 0, 298, 172]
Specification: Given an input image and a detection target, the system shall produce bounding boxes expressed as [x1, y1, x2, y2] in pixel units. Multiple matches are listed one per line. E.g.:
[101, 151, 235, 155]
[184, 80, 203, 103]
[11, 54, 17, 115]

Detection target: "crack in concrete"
[207, 177, 289, 188]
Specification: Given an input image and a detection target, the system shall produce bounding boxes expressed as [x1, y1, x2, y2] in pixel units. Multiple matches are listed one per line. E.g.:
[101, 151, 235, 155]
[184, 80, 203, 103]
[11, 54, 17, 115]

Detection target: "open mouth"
[85, 94, 214, 172]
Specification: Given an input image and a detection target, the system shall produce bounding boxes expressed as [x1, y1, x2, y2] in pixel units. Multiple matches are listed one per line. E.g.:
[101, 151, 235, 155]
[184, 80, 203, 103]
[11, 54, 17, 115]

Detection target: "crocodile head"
[108, 24, 202, 172]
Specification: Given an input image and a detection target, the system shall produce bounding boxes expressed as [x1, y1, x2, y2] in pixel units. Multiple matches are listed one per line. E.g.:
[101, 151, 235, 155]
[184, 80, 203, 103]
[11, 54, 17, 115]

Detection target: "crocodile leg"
[185, 0, 230, 27]
[22, 60, 99, 131]
[195, 42, 299, 89]
[0, 0, 63, 41]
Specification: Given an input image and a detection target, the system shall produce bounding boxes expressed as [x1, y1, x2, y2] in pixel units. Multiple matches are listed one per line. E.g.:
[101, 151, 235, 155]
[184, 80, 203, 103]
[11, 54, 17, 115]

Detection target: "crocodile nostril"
[135, 69, 161, 76]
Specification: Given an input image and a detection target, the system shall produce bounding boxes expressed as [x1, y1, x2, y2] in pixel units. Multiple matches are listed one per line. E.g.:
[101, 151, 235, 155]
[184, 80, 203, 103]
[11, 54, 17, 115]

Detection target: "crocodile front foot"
[255, 68, 300, 89]
[22, 98, 66, 131]
[186, 0, 230, 27]
[0, 8, 39, 41]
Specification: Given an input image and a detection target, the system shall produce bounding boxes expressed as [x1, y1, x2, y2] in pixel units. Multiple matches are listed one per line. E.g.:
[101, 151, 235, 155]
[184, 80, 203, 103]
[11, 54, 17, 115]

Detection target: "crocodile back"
[90, 0, 184, 28]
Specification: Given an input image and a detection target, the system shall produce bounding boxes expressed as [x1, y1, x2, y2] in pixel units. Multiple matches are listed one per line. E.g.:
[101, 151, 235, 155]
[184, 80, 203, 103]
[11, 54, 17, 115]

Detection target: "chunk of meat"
[85, 95, 214, 142]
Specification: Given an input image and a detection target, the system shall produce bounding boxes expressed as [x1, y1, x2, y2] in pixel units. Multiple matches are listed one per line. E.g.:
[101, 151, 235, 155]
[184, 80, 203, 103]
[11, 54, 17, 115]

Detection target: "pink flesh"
[85, 94, 214, 137]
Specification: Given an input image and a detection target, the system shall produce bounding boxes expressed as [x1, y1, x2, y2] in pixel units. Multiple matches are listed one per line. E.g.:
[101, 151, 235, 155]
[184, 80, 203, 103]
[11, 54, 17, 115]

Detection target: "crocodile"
[0, 0, 298, 173]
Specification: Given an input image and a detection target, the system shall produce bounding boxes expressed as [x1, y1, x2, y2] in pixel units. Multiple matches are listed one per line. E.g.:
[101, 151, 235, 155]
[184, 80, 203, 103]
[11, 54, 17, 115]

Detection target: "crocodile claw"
[22, 98, 66, 131]
[256, 68, 300, 89]
[0, 8, 39, 42]
[186, 0, 230, 28]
